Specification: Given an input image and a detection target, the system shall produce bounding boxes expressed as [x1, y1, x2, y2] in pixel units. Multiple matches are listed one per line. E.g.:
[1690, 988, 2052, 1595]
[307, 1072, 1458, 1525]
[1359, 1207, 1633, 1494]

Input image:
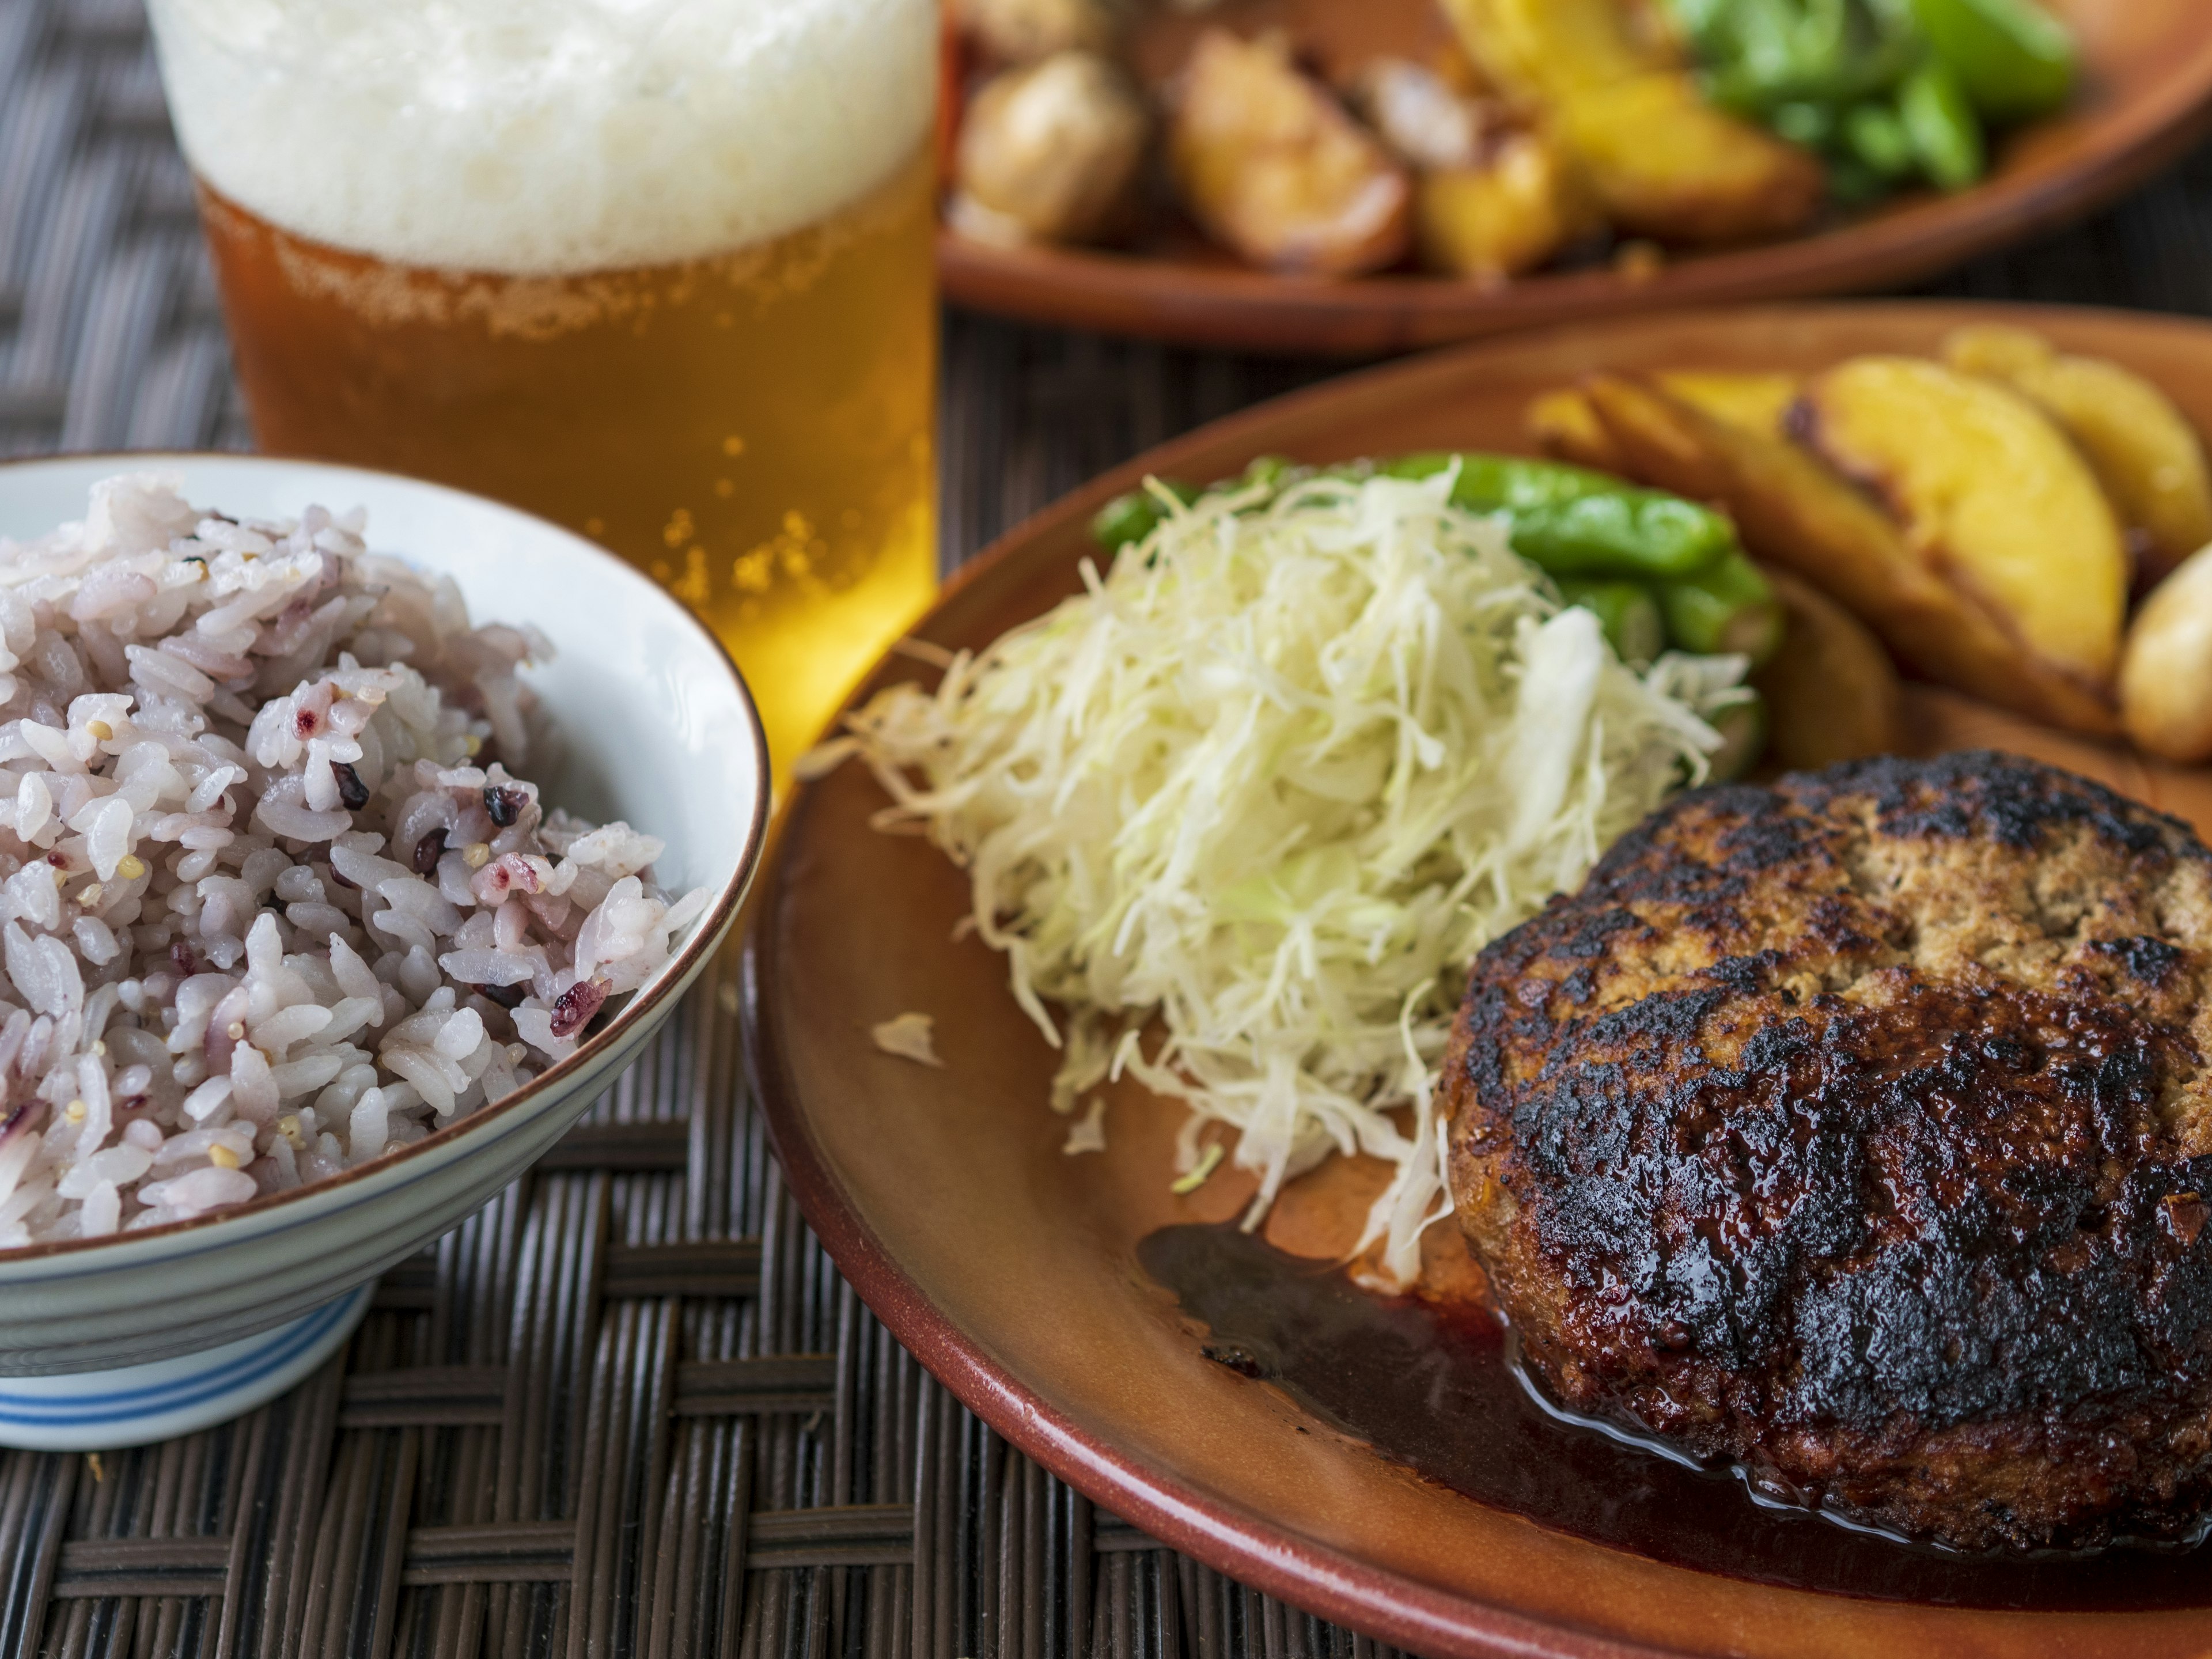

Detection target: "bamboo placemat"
[4, 1, 2212, 1654]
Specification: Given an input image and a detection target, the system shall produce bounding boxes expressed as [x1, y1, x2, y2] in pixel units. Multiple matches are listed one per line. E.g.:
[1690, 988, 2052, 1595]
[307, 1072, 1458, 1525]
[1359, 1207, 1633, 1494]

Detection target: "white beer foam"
[148, 0, 936, 275]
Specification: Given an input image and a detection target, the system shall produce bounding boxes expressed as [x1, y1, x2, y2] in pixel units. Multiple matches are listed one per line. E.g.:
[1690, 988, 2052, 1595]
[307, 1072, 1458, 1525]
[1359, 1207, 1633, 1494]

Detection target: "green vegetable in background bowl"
[1899, 58, 1988, 191]
[1662, 0, 2076, 203]
[1911, 0, 2076, 121]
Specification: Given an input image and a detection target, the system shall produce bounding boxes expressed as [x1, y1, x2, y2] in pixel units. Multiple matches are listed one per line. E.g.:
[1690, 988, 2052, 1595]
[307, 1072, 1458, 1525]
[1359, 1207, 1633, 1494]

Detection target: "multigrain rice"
[0, 475, 707, 1245]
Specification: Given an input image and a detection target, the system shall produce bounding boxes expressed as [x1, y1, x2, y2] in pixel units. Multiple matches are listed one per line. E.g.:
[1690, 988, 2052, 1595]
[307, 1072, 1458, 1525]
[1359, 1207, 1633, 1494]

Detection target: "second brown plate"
[749, 303, 2212, 1658]
[941, 0, 2212, 355]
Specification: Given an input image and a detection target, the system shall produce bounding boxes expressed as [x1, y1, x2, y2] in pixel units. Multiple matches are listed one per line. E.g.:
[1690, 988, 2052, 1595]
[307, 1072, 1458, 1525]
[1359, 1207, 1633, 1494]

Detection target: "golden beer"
[147, 0, 940, 782]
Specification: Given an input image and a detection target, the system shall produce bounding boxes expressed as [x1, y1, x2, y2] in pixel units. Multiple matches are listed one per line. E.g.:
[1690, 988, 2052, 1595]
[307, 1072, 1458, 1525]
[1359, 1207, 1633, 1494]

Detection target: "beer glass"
[145, 0, 940, 782]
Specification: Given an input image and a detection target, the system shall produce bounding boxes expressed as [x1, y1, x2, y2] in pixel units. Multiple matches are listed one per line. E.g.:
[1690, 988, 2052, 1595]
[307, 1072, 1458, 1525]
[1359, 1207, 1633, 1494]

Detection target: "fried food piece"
[1580, 372, 2120, 735]
[1169, 30, 1412, 276]
[954, 0, 1122, 62]
[1358, 57, 1594, 285]
[1445, 752, 2212, 1551]
[1416, 130, 1592, 284]
[1354, 56, 1488, 172]
[1752, 565, 1901, 769]
[1654, 372, 1801, 437]
[1795, 355, 2128, 689]
[2123, 546, 2212, 763]
[1945, 324, 2212, 585]
[949, 52, 1150, 248]
[1528, 388, 1624, 471]
[1438, 0, 1824, 244]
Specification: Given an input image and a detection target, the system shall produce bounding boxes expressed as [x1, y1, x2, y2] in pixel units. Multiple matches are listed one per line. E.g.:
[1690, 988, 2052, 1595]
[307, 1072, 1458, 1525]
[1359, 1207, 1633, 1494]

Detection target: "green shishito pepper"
[1377, 453, 1740, 579]
[1089, 480, 1200, 552]
[1090, 456, 1298, 552]
[1092, 453, 1740, 582]
[1657, 551, 1786, 665]
[1908, 0, 2074, 122]
[1555, 578, 1668, 666]
[1087, 454, 1783, 672]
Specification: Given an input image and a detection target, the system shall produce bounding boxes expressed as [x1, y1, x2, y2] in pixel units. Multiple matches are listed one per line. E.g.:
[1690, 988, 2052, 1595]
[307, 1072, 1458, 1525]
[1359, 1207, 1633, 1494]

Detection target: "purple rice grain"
[549, 976, 609, 1039]
[331, 760, 370, 810]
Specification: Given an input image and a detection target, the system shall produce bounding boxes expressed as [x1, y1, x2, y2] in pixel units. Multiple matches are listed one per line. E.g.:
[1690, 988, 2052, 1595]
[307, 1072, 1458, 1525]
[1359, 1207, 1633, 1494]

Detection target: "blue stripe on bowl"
[0, 1285, 365, 1426]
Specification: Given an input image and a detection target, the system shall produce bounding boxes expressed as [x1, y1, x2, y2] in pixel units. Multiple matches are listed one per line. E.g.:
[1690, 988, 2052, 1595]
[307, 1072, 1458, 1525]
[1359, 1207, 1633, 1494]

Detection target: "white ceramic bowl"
[0, 454, 767, 1448]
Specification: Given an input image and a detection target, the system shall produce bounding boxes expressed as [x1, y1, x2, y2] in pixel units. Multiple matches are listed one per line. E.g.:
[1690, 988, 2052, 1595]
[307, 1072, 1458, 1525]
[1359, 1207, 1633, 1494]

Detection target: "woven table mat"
[4, 2, 2212, 1656]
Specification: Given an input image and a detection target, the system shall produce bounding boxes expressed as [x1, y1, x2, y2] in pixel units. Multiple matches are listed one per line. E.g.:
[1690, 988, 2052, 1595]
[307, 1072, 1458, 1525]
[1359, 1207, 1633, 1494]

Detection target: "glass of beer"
[144, 0, 940, 784]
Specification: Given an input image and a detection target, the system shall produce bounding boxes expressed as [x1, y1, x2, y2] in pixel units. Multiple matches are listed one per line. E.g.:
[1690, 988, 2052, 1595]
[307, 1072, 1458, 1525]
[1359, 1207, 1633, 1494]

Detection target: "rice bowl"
[0, 474, 713, 1247]
[0, 453, 761, 1430]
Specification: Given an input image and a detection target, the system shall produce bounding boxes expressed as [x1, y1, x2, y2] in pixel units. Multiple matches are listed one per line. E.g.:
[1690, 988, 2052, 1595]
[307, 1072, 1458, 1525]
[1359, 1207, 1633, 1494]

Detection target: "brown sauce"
[1137, 1223, 2212, 1611]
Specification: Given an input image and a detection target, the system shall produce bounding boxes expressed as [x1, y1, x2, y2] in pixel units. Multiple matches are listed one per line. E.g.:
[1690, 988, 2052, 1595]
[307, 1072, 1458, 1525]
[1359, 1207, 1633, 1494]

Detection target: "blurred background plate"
[940, 0, 2212, 355]
[753, 302, 2212, 1659]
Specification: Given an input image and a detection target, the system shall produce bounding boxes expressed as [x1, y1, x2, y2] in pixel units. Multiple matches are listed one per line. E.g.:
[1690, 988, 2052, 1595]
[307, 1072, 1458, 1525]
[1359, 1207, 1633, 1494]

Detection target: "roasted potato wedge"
[1945, 324, 2212, 585]
[1437, 0, 1823, 245]
[949, 52, 1149, 248]
[2121, 544, 2212, 762]
[1527, 388, 1624, 471]
[1580, 372, 2120, 736]
[1559, 75, 1826, 245]
[1654, 372, 1801, 437]
[1532, 374, 1798, 465]
[1416, 130, 1592, 283]
[1435, 0, 1660, 99]
[1170, 30, 1412, 276]
[1752, 566, 1902, 770]
[1795, 356, 2129, 689]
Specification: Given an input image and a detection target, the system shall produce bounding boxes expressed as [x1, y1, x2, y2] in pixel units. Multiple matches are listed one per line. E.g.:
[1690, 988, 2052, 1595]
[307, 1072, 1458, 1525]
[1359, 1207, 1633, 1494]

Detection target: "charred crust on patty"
[1443, 752, 2212, 1552]
[2090, 934, 2190, 988]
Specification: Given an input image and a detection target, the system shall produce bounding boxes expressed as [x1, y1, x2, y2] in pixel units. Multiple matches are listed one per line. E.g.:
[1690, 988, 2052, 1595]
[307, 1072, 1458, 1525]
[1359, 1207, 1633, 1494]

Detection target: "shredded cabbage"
[819, 468, 1747, 1286]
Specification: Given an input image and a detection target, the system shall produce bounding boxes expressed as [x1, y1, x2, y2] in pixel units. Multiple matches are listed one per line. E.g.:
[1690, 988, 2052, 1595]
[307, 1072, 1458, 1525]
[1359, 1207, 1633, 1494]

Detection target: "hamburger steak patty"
[1442, 752, 2212, 1552]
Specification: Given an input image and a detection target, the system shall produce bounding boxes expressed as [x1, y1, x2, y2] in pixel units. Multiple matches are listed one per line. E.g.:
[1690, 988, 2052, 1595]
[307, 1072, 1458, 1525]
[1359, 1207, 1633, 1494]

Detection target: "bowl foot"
[0, 1285, 372, 1451]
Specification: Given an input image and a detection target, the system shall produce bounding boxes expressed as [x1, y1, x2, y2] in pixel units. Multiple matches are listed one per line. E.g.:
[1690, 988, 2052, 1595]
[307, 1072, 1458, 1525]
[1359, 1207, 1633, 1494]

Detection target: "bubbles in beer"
[148, 0, 937, 273]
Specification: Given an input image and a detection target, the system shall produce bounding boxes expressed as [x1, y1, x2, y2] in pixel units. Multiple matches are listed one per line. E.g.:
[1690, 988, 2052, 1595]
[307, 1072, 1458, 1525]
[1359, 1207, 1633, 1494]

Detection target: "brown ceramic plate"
[749, 303, 2212, 1658]
[939, 0, 2212, 355]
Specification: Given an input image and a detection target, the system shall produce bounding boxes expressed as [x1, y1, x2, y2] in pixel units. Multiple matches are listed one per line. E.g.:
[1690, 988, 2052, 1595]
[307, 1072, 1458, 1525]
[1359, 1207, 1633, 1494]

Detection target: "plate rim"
[937, 18, 2212, 354]
[744, 913, 1672, 1659]
[745, 300, 2212, 1659]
